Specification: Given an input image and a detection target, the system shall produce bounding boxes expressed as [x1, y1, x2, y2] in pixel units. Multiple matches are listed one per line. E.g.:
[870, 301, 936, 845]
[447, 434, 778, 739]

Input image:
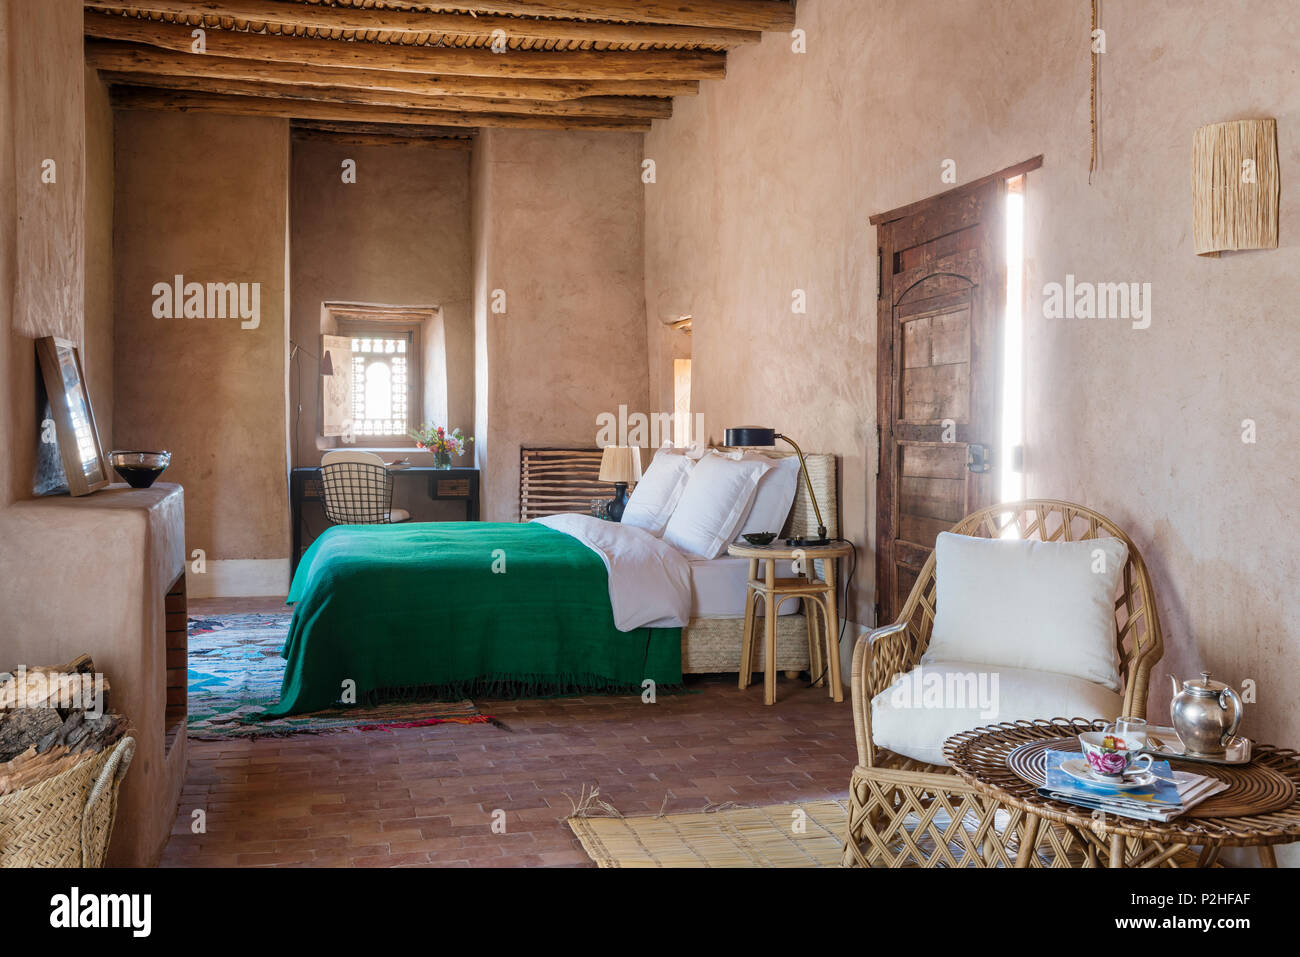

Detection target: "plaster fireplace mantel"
[0, 482, 188, 866]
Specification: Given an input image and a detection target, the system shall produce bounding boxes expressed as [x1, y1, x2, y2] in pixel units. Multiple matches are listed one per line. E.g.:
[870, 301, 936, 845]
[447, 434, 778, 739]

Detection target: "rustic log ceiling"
[85, 1, 796, 137]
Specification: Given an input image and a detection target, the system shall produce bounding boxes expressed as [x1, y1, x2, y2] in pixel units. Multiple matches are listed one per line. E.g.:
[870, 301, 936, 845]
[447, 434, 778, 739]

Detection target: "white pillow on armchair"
[923, 531, 1128, 691]
[871, 531, 1130, 767]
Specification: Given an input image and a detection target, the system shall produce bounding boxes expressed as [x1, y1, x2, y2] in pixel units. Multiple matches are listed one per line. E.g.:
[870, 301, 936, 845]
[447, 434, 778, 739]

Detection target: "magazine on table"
[1036, 750, 1228, 822]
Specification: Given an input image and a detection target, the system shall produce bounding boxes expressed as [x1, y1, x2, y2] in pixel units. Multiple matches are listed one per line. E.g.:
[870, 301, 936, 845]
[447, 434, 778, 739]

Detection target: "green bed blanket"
[263, 522, 682, 716]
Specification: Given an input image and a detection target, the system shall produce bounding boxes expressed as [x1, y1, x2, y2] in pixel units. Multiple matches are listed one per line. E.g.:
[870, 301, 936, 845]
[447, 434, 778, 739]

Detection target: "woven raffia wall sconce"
[1192, 118, 1279, 257]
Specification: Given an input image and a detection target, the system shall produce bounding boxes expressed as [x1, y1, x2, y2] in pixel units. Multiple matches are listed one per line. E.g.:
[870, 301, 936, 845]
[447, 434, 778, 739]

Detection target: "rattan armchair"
[843, 500, 1164, 867]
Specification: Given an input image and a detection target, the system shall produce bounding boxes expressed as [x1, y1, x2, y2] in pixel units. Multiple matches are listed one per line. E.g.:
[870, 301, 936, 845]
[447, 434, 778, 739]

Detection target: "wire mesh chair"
[319, 451, 409, 525]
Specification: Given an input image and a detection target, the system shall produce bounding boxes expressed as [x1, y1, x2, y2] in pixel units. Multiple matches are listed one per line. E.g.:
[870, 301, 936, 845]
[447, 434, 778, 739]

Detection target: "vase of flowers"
[409, 424, 472, 469]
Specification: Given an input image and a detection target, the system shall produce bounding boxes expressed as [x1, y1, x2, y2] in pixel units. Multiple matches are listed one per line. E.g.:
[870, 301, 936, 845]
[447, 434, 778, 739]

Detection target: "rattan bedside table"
[944, 719, 1300, 868]
[725, 540, 853, 706]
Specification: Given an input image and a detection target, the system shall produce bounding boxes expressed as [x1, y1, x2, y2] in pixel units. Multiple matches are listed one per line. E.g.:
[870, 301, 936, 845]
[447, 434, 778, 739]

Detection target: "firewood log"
[0, 655, 126, 793]
[0, 709, 63, 762]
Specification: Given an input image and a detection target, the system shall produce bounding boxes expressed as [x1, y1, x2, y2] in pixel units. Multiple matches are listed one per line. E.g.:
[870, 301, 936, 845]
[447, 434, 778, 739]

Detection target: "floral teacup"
[1078, 731, 1154, 780]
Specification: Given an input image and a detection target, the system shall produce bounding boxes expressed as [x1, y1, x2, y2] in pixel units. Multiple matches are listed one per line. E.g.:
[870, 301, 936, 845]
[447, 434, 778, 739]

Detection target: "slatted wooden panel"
[519, 448, 607, 522]
[520, 447, 835, 527]
[163, 571, 186, 756]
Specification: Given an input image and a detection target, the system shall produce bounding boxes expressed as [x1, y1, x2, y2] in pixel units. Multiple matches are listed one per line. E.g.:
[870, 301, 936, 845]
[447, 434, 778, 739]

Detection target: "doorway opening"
[673, 358, 692, 447]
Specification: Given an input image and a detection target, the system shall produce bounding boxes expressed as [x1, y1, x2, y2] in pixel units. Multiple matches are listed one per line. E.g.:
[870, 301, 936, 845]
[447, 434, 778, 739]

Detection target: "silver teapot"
[1168, 672, 1243, 756]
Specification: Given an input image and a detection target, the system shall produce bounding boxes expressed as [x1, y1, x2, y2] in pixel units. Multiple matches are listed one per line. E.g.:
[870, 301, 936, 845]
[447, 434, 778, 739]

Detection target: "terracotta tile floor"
[162, 598, 858, 867]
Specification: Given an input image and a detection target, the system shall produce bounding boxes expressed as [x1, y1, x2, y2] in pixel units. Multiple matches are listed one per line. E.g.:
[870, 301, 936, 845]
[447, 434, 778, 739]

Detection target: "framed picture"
[35, 336, 109, 496]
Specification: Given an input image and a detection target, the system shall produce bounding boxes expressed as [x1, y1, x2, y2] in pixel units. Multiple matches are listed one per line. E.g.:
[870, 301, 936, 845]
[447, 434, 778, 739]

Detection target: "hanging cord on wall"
[288, 338, 322, 472]
[1089, 0, 1100, 184]
[806, 538, 858, 689]
[287, 340, 333, 543]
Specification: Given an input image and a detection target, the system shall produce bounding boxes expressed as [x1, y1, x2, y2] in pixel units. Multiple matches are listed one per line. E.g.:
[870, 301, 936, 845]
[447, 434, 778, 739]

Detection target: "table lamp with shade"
[724, 427, 829, 546]
[598, 445, 642, 521]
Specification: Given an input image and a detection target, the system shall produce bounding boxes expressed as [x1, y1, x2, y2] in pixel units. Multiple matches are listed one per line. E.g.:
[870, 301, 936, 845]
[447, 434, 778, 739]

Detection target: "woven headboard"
[716, 448, 838, 539]
[519, 448, 606, 521]
[782, 452, 839, 540]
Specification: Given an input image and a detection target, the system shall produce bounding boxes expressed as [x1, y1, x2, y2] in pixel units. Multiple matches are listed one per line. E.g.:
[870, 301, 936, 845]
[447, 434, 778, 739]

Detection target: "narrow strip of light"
[1000, 184, 1026, 506]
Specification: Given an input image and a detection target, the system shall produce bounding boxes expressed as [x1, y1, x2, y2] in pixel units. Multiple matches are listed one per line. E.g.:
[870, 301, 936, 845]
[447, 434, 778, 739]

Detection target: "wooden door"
[873, 175, 1010, 625]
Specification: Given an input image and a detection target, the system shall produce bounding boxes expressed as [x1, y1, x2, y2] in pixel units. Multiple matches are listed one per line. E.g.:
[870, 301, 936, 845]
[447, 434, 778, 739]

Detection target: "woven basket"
[681, 615, 811, 673]
[0, 736, 135, 868]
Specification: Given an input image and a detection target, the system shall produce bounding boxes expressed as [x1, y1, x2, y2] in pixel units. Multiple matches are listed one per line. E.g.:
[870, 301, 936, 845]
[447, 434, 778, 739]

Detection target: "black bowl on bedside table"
[743, 532, 777, 546]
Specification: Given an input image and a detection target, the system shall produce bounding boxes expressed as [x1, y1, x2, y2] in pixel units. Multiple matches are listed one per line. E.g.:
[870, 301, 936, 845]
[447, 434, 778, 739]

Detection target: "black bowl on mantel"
[743, 532, 778, 546]
[110, 450, 171, 489]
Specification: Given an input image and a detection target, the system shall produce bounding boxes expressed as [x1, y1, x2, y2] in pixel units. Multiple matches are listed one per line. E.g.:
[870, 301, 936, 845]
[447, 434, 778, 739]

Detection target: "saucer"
[1061, 757, 1154, 790]
[1141, 727, 1253, 766]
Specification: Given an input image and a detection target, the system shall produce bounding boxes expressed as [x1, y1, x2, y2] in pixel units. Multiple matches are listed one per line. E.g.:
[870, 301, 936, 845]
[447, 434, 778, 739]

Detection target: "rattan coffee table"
[944, 719, 1300, 868]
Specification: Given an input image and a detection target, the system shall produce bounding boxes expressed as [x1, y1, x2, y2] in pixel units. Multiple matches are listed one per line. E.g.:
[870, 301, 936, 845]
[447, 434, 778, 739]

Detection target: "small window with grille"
[322, 304, 432, 446]
[349, 332, 411, 438]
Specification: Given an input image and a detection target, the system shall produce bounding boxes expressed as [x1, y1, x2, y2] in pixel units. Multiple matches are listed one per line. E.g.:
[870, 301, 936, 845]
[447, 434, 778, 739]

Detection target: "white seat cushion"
[870, 661, 1122, 767]
[924, 532, 1128, 692]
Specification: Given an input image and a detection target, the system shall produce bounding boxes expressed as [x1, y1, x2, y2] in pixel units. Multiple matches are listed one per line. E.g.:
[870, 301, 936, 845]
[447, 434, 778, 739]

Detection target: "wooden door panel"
[901, 361, 970, 422]
[898, 511, 957, 549]
[901, 310, 971, 367]
[895, 253, 983, 304]
[899, 475, 967, 522]
[894, 564, 919, 618]
[893, 540, 933, 569]
[899, 442, 965, 478]
[875, 176, 1006, 625]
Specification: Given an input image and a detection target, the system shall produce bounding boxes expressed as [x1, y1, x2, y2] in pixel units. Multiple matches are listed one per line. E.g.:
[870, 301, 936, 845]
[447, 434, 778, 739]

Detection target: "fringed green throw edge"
[256, 673, 687, 723]
[355, 673, 688, 703]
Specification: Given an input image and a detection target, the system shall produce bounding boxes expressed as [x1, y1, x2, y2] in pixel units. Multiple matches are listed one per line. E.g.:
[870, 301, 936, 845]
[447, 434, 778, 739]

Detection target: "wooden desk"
[290, 466, 479, 576]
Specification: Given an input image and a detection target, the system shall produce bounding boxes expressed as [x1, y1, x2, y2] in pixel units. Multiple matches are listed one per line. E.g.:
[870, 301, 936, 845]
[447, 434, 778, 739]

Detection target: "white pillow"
[662, 453, 772, 559]
[923, 532, 1128, 692]
[619, 447, 693, 536]
[871, 661, 1123, 767]
[734, 453, 801, 539]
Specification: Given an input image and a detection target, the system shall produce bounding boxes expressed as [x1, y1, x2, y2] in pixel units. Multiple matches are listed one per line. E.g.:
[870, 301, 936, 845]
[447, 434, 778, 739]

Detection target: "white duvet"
[532, 514, 692, 631]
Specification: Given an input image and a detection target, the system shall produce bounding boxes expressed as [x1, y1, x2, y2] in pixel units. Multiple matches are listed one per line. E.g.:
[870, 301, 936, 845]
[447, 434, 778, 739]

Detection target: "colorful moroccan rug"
[568, 797, 849, 868]
[187, 611, 495, 739]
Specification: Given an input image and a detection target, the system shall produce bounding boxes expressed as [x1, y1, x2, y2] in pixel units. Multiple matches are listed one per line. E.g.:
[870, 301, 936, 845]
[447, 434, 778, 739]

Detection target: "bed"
[264, 519, 687, 716]
[514, 446, 838, 676]
[266, 450, 837, 716]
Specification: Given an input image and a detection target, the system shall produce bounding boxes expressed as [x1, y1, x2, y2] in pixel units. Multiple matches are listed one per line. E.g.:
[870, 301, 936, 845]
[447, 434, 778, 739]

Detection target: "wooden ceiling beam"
[100, 71, 673, 118]
[85, 13, 726, 80]
[82, 0, 762, 48]
[292, 119, 472, 137]
[290, 123, 474, 149]
[375, 1, 796, 32]
[290, 130, 474, 149]
[86, 41, 698, 100]
[109, 87, 654, 131]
